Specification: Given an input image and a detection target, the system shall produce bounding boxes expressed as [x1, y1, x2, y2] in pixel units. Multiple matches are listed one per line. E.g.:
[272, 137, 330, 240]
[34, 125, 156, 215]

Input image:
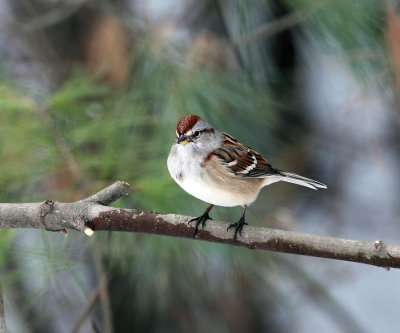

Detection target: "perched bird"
[167, 114, 327, 242]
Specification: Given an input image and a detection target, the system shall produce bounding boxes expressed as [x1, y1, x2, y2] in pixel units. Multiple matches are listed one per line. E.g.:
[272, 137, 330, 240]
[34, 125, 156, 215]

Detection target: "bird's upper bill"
[177, 134, 189, 145]
[176, 114, 201, 136]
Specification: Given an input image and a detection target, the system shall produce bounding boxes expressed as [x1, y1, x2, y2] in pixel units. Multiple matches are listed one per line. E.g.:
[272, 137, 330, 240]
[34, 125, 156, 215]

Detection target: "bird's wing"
[212, 133, 278, 178]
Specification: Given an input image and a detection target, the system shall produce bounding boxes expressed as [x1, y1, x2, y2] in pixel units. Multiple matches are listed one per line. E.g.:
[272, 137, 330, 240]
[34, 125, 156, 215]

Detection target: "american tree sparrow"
[167, 114, 327, 242]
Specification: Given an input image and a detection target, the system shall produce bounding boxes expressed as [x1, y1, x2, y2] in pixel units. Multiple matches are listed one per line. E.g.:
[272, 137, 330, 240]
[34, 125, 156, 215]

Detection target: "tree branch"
[0, 181, 399, 269]
[71, 275, 106, 333]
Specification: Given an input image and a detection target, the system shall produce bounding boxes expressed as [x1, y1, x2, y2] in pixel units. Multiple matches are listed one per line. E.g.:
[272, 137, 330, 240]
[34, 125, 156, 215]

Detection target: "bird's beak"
[177, 135, 189, 145]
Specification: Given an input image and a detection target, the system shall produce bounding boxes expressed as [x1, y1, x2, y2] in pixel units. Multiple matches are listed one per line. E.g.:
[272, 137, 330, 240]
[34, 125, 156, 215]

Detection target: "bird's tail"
[278, 172, 327, 190]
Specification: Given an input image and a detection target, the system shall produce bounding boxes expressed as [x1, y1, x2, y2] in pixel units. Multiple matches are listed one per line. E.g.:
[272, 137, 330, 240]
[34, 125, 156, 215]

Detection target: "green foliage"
[285, 0, 387, 78]
[1, 38, 288, 331]
[286, 0, 383, 48]
[1, 1, 390, 330]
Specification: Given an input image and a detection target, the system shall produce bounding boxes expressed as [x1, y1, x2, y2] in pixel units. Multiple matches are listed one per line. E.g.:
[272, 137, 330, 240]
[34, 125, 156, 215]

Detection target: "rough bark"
[0, 181, 399, 269]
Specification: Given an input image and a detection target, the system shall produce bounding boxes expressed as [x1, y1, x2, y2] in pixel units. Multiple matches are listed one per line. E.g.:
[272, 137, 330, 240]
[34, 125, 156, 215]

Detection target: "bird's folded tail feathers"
[278, 172, 327, 190]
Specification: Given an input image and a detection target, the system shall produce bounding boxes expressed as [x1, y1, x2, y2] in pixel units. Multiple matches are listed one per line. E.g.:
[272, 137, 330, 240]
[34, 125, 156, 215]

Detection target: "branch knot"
[40, 200, 55, 230]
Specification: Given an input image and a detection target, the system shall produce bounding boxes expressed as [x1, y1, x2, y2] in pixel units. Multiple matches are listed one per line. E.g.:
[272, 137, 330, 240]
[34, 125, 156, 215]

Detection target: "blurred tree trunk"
[0, 285, 7, 333]
[386, 1, 400, 88]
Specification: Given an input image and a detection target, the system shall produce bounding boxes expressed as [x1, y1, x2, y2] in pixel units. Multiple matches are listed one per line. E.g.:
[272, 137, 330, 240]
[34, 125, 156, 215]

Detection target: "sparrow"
[167, 114, 327, 242]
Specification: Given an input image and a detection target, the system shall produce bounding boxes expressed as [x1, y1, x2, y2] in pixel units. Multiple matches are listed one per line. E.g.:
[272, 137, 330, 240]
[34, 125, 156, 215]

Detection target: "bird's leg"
[188, 204, 214, 238]
[227, 205, 248, 243]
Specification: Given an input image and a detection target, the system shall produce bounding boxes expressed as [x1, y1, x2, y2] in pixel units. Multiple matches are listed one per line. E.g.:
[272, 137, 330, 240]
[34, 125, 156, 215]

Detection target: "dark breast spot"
[176, 172, 184, 181]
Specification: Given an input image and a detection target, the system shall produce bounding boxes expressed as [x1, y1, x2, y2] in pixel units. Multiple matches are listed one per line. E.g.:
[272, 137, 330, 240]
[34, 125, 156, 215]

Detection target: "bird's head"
[174, 115, 220, 153]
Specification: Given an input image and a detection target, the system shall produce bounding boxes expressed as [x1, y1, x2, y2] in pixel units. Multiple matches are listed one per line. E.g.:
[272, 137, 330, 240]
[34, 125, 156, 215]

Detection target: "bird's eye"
[193, 131, 200, 138]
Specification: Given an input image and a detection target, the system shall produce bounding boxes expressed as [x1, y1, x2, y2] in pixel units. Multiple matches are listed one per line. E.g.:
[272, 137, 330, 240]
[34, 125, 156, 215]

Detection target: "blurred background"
[0, 0, 399, 332]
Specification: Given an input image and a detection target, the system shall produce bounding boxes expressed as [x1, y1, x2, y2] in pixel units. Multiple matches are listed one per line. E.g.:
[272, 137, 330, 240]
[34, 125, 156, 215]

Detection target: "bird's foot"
[227, 216, 248, 244]
[188, 211, 212, 238]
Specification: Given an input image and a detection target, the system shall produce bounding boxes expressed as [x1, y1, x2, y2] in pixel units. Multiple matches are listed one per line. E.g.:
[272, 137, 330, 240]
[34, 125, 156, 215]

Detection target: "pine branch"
[235, 0, 330, 45]
[0, 181, 399, 269]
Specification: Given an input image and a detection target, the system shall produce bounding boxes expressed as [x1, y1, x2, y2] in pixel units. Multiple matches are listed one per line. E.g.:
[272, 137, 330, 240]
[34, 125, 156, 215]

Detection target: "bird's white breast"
[177, 172, 248, 207]
[167, 143, 257, 207]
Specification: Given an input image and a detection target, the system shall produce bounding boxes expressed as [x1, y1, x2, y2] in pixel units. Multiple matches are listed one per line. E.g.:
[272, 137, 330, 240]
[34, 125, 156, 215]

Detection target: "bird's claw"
[227, 217, 248, 244]
[188, 211, 212, 238]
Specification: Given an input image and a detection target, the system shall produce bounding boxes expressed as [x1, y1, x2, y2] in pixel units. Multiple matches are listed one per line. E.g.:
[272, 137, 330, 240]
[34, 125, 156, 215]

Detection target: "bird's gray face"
[175, 119, 222, 155]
